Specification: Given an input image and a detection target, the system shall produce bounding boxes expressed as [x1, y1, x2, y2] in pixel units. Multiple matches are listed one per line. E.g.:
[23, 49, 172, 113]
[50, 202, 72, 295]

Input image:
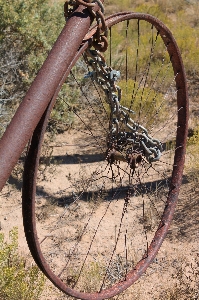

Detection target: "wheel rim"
[22, 12, 188, 300]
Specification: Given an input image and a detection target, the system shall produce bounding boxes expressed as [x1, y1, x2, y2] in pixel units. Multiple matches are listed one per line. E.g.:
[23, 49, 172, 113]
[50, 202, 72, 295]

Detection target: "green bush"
[0, 0, 65, 138]
[0, 227, 45, 300]
[0, 0, 64, 77]
[186, 126, 199, 176]
[119, 79, 166, 128]
[106, 0, 199, 76]
[133, 2, 199, 75]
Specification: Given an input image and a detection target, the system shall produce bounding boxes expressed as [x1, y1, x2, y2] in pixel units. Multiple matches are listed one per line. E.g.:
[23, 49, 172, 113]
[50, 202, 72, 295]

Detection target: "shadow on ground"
[8, 153, 198, 243]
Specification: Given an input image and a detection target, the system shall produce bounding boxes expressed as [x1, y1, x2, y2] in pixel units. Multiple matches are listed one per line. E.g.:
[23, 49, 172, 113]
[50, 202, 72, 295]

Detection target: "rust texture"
[21, 11, 188, 300]
[0, 3, 97, 191]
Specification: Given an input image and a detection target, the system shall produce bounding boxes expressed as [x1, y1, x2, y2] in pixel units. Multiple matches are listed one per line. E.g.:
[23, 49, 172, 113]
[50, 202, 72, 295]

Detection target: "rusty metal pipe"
[0, 5, 95, 191]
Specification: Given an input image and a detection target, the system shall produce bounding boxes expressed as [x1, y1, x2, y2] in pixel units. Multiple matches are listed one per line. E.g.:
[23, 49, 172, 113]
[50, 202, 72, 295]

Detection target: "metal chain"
[64, 0, 162, 164]
[64, 0, 108, 51]
[84, 49, 163, 164]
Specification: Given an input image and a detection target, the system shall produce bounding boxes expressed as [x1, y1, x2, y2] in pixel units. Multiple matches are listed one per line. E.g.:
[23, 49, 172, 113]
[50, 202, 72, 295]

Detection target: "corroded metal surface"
[0, 3, 96, 191]
[21, 12, 188, 300]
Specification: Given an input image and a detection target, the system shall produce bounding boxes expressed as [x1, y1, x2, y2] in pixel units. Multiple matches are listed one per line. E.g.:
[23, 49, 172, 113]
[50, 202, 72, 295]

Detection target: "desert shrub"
[0, 227, 45, 300]
[66, 261, 105, 293]
[186, 125, 199, 176]
[106, 1, 199, 77]
[0, 39, 25, 137]
[0, 0, 90, 140]
[0, 0, 65, 138]
[136, 3, 199, 75]
[119, 79, 166, 128]
[0, 0, 81, 182]
[50, 71, 83, 133]
[162, 259, 199, 300]
[0, 0, 64, 76]
[174, 18, 199, 75]
[154, 0, 186, 14]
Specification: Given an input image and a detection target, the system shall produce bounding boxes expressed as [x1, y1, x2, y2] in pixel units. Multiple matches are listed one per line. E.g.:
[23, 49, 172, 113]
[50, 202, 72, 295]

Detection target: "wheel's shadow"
[40, 152, 105, 165]
[8, 150, 196, 243]
[39, 139, 175, 165]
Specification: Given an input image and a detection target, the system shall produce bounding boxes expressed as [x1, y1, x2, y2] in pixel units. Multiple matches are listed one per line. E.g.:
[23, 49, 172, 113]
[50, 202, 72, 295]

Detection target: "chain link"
[84, 49, 163, 164]
[64, 0, 108, 51]
[64, 0, 162, 164]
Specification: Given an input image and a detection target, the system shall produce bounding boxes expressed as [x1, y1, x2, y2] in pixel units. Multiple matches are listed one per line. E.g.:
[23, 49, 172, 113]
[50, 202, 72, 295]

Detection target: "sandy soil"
[0, 126, 198, 300]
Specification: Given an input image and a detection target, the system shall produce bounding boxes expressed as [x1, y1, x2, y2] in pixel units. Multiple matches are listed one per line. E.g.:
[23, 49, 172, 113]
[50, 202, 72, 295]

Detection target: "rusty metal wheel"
[22, 12, 188, 300]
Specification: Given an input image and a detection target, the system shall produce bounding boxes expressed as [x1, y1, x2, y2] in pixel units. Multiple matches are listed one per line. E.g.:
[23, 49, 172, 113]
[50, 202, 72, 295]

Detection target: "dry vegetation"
[0, 0, 199, 299]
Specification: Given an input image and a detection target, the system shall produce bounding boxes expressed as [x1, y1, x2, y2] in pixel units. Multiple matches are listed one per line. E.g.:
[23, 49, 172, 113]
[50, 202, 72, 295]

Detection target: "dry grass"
[1, 1, 199, 300]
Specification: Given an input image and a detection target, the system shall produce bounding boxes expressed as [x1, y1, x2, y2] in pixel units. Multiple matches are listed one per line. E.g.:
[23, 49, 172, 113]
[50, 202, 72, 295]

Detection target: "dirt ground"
[0, 1, 199, 299]
[0, 126, 198, 300]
